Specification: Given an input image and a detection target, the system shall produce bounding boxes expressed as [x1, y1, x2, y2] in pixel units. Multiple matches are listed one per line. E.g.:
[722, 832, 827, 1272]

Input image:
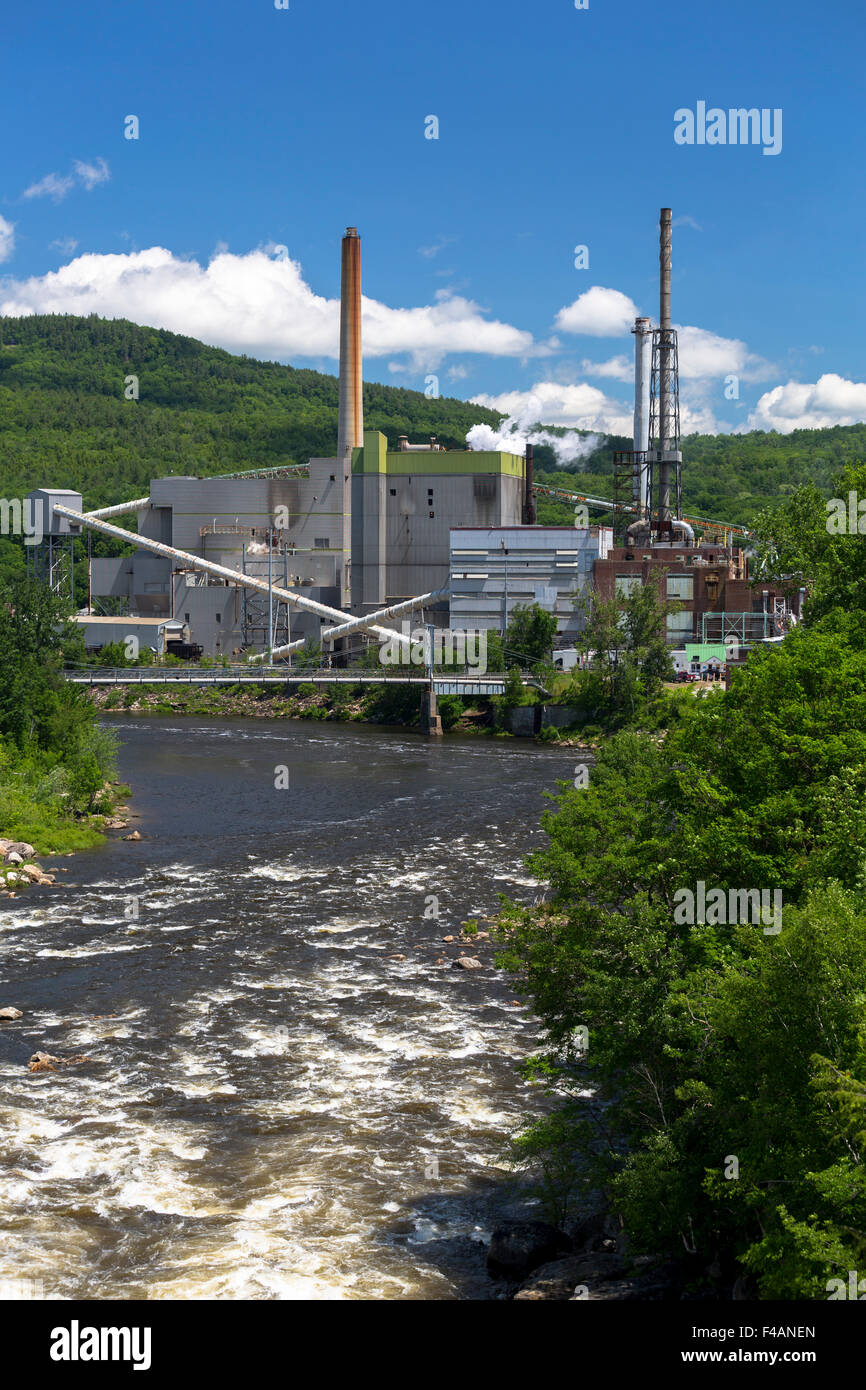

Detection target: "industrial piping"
[52, 503, 413, 651]
[85, 498, 151, 520]
[250, 586, 451, 663]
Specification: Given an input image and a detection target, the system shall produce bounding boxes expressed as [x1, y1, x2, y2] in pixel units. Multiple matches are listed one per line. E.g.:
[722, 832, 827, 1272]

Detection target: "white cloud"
[471, 381, 633, 436]
[466, 384, 609, 464]
[579, 354, 632, 382]
[554, 286, 640, 337]
[745, 375, 866, 433]
[50, 235, 79, 255]
[73, 158, 110, 191]
[0, 244, 539, 366]
[676, 325, 773, 383]
[672, 215, 702, 231]
[419, 235, 456, 259]
[0, 216, 15, 264]
[22, 158, 110, 202]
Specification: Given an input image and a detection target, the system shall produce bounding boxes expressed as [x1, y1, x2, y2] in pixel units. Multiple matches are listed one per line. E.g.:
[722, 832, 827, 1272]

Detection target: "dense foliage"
[498, 464, 866, 1298]
[0, 577, 117, 850]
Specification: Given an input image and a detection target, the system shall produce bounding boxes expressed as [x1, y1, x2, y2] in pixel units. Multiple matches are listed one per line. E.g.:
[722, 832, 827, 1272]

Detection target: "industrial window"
[216, 613, 221, 624]
[314, 538, 329, 549]
[184, 613, 190, 624]
[390, 488, 397, 496]
[666, 611, 692, 638]
[666, 574, 694, 600]
[429, 511, 435, 518]
[615, 574, 642, 597]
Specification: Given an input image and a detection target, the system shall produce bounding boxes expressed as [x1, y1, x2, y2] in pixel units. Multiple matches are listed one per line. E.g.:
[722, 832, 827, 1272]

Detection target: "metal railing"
[63, 665, 510, 690]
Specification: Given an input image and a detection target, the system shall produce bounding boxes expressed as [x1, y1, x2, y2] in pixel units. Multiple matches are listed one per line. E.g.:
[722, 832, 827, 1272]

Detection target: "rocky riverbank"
[484, 1211, 748, 1301]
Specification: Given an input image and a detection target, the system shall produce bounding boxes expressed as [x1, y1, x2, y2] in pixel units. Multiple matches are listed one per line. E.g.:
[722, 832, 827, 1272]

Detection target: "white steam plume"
[466, 405, 604, 467]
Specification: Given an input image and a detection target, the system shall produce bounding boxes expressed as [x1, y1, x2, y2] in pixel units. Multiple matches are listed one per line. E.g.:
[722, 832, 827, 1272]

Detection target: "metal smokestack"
[658, 208, 673, 529]
[523, 443, 536, 524]
[632, 316, 652, 514]
[338, 226, 363, 606]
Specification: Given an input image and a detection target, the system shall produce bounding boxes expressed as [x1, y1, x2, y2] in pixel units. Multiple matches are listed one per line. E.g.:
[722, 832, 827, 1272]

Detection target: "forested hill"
[0, 314, 863, 525]
[0, 314, 502, 509]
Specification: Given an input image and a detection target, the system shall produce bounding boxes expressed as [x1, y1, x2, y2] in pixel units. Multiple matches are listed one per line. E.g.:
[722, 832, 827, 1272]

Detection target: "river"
[0, 716, 576, 1300]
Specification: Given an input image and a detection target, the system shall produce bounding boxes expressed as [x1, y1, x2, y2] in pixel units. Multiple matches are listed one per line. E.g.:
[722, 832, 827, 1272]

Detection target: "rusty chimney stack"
[338, 227, 363, 606]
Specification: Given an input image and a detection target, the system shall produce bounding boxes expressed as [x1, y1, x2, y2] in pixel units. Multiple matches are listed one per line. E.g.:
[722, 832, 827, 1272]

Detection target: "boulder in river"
[452, 956, 483, 970]
[123, 831, 142, 842]
[0, 1007, 23, 1020]
[3, 842, 37, 862]
[487, 1220, 572, 1279]
[28, 1051, 92, 1073]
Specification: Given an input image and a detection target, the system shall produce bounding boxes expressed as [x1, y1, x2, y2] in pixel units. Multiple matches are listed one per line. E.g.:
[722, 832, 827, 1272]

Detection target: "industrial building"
[449, 526, 612, 643]
[25, 211, 797, 666]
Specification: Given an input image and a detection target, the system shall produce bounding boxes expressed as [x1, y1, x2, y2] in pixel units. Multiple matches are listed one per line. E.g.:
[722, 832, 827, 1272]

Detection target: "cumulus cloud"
[0, 216, 15, 264]
[470, 380, 632, 448]
[579, 354, 633, 382]
[554, 286, 640, 337]
[22, 157, 110, 202]
[676, 325, 773, 383]
[0, 244, 540, 365]
[745, 374, 866, 433]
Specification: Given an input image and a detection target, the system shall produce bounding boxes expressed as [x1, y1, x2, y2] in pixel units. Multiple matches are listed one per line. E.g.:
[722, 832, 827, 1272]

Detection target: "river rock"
[452, 956, 483, 970]
[28, 1051, 92, 1073]
[3, 842, 36, 862]
[0, 1007, 23, 1020]
[487, 1221, 571, 1279]
[513, 1251, 623, 1299]
[28, 1052, 61, 1072]
[123, 831, 141, 841]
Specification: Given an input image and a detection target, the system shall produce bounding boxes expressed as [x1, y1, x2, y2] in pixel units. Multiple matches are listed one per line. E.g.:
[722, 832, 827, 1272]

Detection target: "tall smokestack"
[338, 227, 363, 606]
[658, 208, 672, 529]
[632, 316, 652, 515]
[524, 443, 536, 524]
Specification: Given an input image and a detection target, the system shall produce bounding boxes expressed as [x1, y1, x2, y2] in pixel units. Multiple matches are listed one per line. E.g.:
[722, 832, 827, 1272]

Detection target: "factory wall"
[351, 432, 525, 612]
[449, 526, 612, 642]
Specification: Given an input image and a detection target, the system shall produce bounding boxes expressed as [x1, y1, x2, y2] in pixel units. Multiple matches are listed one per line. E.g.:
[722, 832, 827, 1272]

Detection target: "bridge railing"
[63, 665, 512, 686]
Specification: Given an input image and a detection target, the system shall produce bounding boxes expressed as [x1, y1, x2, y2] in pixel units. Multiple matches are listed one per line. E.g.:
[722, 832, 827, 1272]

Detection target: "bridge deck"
[64, 667, 508, 696]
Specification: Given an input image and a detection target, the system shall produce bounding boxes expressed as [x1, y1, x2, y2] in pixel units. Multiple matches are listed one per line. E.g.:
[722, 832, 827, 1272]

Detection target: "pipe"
[251, 586, 450, 662]
[625, 519, 652, 547]
[338, 227, 363, 609]
[85, 497, 151, 520]
[672, 519, 695, 545]
[658, 208, 673, 529]
[52, 504, 410, 648]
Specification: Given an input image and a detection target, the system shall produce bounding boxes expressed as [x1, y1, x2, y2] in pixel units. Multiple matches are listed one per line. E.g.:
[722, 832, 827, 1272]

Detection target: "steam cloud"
[467, 404, 604, 467]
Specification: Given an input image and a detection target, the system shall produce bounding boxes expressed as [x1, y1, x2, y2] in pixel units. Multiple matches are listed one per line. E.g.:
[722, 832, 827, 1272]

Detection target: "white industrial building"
[449, 526, 613, 643]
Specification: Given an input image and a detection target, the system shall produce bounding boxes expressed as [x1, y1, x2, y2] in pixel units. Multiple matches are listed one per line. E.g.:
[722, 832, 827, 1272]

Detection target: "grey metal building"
[449, 526, 614, 644]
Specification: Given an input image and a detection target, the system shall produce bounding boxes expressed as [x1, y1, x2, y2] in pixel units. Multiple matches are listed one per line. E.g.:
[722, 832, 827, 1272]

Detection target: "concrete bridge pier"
[421, 685, 443, 737]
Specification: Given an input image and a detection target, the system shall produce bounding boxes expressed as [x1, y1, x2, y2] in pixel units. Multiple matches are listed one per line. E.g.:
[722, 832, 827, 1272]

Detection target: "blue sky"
[1, 0, 864, 442]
